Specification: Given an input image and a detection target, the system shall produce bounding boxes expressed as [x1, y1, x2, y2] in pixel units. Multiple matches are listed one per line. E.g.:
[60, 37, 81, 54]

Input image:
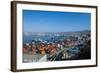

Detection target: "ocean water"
[23, 35, 64, 44]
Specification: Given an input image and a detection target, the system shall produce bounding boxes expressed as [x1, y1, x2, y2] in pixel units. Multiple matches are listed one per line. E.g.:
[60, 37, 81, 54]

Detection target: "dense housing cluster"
[23, 31, 91, 62]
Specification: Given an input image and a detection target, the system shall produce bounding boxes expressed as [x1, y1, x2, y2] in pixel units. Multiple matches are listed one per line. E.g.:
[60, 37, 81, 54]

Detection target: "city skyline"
[23, 10, 91, 32]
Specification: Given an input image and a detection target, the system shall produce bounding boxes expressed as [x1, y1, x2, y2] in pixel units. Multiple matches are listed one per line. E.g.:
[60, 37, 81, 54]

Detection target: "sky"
[23, 10, 91, 32]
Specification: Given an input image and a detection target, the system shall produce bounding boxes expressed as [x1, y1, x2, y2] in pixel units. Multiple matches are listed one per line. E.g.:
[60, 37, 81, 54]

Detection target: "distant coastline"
[23, 30, 90, 36]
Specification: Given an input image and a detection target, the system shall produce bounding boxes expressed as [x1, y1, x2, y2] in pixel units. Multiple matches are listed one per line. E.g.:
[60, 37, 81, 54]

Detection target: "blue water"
[23, 35, 65, 44]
